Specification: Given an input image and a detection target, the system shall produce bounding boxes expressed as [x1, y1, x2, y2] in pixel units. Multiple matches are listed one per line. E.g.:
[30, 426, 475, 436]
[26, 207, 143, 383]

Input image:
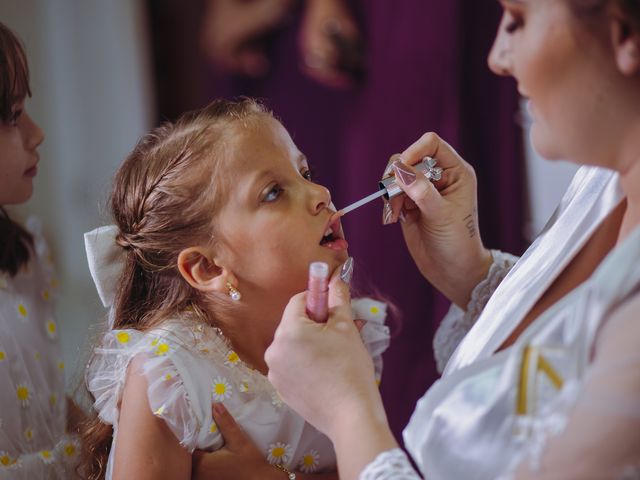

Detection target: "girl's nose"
[311, 183, 331, 214]
[22, 111, 45, 150]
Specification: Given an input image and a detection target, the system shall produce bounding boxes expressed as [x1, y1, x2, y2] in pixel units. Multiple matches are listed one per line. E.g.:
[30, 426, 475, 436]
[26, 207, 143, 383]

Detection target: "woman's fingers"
[400, 131, 462, 170]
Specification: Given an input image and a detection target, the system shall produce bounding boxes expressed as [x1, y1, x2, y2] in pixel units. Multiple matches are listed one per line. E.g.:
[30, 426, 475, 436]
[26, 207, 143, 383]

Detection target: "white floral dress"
[0, 218, 79, 479]
[87, 298, 390, 479]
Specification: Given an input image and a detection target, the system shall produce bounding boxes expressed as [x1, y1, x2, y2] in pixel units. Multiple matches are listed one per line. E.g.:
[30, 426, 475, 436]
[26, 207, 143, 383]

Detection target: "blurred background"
[1, 0, 578, 444]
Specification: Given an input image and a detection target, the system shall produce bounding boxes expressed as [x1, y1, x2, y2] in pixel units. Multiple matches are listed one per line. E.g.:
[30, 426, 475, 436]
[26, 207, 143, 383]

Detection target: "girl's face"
[215, 117, 348, 302]
[488, 0, 614, 165]
[0, 99, 44, 205]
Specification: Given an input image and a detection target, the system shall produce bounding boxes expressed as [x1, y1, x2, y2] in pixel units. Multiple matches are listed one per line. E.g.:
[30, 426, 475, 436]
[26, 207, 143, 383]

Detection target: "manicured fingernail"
[340, 257, 354, 284]
[392, 161, 416, 186]
[382, 202, 394, 225]
[383, 154, 402, 178]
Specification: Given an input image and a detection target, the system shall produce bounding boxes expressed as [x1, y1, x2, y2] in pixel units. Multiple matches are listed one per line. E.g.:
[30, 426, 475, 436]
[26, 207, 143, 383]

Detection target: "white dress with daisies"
[0, 218, 79, 479]
[87, 298, 390, 478]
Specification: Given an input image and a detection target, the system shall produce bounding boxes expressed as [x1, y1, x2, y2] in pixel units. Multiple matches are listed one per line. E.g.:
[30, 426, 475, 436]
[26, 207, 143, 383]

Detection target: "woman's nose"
[488, 16, 513, 76]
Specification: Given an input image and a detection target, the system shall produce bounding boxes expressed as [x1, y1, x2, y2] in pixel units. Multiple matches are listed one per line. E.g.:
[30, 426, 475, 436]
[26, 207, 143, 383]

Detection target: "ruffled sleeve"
[433, 250, 519, 373]
[352, 298, 391, 382]
[86, 327, 203, 452]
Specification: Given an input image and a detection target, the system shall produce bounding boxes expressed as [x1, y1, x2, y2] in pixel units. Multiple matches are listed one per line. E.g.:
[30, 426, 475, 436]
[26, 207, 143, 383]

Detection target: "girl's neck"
[213, 298, 285, 375]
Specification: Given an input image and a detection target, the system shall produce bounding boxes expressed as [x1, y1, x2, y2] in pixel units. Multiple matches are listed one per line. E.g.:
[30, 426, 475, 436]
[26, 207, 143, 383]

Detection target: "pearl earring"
[226, 282, 241, 301]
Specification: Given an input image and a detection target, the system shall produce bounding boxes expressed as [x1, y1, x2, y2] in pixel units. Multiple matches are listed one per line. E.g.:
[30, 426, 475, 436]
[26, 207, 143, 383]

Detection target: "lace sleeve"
[359, 448, 422, 480]
[511, 293, 640, 480]
[433, 250, 519, 373]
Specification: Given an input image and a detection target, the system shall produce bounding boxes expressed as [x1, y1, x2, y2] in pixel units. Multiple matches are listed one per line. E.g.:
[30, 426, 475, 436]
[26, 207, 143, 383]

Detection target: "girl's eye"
[262, 184, 283, 203]
[301, 168, 313, 181]
[9, 109, 22, 126]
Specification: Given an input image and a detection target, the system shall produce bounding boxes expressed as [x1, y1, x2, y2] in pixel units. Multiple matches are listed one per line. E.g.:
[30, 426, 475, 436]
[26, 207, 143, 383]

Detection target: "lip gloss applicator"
[336, 156, 442, 216]
[306, 262, 329, 323]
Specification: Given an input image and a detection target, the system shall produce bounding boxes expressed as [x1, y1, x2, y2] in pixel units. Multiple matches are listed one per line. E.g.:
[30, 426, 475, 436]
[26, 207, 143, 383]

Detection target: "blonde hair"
[79, 98, 271, 480]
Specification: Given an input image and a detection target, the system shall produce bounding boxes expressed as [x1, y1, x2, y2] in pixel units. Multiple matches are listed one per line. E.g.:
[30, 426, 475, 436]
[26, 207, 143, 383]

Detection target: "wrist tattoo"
[463, 213, 477, 238]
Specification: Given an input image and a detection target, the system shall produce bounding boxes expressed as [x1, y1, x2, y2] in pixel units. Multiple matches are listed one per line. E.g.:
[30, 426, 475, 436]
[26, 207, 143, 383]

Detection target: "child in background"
[0, 21, 81, 479]
[81, 99, 389, 479]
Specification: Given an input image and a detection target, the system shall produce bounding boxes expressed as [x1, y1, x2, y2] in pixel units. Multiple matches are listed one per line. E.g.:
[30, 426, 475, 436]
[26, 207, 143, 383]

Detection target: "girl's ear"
[611, 15, 640, 75]
[177, 247, 232, 293]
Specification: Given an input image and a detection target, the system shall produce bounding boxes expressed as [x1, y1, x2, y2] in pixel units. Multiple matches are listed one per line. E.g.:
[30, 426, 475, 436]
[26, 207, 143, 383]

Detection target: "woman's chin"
[530, 127, 564, 161]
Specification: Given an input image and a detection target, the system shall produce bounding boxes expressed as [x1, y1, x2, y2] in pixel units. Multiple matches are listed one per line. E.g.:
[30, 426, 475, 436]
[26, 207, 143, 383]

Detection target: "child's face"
[0, 100, 44, 205]
[215, 117, 348, 299]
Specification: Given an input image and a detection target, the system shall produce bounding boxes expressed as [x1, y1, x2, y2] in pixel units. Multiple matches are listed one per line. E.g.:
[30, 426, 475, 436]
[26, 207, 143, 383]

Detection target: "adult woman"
[264, 0, 640, 478]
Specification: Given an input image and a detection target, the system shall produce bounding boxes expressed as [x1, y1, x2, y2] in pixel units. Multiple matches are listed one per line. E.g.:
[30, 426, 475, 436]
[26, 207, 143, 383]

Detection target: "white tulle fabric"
[87, 298, 389, 479]
[433, 250, 519, 373]
[361, 167, 640, 479]
[0, 218, 80, 479]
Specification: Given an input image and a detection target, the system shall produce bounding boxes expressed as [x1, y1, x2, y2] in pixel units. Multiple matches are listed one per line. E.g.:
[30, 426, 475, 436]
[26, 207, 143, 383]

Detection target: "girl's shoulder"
[87, 317, 273, 452]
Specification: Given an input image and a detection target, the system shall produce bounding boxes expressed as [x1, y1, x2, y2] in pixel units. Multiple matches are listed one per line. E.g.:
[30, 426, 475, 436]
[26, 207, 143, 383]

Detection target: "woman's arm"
[112, 357, 191, 480]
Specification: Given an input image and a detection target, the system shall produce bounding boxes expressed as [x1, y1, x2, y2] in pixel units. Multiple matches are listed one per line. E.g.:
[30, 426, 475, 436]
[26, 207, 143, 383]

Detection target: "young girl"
[81, 99, 389, 479]
[0, 21, 81, 478]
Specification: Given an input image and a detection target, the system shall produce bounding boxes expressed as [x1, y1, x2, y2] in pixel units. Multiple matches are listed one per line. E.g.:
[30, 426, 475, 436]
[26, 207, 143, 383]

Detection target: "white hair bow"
[84, 225, 124, 327]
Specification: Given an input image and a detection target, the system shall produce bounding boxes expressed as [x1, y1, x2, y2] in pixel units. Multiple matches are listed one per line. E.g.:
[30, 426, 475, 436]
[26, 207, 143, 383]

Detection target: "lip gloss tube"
[306, 262, 329, 322]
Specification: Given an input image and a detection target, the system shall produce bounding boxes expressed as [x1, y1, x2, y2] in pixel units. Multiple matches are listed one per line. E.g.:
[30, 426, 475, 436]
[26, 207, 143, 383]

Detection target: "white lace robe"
[361, 166, 640, 480]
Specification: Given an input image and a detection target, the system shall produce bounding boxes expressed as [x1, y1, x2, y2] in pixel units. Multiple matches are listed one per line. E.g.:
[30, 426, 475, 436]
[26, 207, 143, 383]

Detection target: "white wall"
[1, 0, 154, 391]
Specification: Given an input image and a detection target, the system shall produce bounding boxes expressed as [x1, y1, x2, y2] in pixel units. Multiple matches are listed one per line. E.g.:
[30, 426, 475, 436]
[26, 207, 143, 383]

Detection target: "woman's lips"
[321, 238, 349, 251]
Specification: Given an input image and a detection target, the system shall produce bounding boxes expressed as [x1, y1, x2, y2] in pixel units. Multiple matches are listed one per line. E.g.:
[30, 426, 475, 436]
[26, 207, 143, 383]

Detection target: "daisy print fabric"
[86, 297, 390, 477]
[0, 218, 79, 479]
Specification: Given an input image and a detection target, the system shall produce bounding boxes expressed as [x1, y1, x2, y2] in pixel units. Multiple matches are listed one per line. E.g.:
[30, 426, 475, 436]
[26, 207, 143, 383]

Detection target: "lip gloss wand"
[306, 262, 329, 323]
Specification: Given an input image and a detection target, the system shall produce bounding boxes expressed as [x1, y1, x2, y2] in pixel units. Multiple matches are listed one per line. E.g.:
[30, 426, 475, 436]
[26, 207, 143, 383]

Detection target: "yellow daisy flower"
[209, 421, 218, 434]
[369, 305, 380, 315]
[211, 377, 233, 402]
[224, 350, 240, 367]
[49, 393, 58, 407]
[42, 289, 50, 301]
[39, 449, 54, 464]
[299, 449, 320, 473]
[0, 351, 6, 361]
[155, 342, 170, 356]
[17, 303, 27, 318]
[58, 361, 65, 371]
[164, 373, 173, 381]
[63, 441, 78, 457]
[267, 442, 292, 464]
[116, 331, 130, 344]
[239, 381, 250, 393]
[0, 451, 14, 467]
[24, 428, 34, 441]
[45, 319, 57, 339]
[16, 384, 31, 407]
[151, 338, 159, 346]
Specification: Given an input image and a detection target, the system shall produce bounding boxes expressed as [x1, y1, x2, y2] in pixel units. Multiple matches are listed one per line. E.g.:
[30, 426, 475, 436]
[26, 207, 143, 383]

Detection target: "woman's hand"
[192, 404, 279, 480]
[298, 0, 364, 89]
[266, 266, 397, 479]
[383, 132, 493, 308]
[201, 0, 295, 77]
